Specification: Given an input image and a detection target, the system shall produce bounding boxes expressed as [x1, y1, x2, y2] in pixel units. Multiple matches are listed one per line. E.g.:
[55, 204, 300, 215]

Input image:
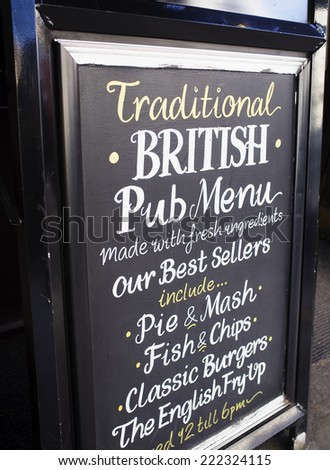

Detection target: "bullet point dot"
[136, 362, 141, 369]
[126, 331, 131, 339]
[275, 139, 282, 149]
[109, 152, 120, 164]
[118, 405, 123, 412]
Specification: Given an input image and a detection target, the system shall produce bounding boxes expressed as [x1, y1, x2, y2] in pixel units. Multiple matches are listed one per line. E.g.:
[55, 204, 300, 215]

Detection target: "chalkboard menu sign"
[58, 40, 305, 449]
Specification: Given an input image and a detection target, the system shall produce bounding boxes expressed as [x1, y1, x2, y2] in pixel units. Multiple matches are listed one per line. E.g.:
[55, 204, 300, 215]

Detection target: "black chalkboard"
[63, 55, 295, 449]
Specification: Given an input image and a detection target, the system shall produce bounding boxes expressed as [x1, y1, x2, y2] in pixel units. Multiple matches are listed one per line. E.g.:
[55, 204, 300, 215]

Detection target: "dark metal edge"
[36, 3, 325, 53]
